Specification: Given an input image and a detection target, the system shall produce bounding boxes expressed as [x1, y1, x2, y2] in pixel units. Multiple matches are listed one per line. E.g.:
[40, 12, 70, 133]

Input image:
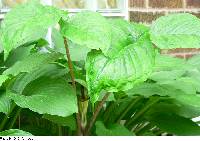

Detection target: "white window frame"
[0, 0, 129, 20]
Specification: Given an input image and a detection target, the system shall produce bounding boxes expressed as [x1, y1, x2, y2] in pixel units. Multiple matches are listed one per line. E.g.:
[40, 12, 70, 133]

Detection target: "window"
[52, 0, 87, 9]
[0, 0, 128, 19]
[1, 0, 27, 9]
[97, 0, 124, 11]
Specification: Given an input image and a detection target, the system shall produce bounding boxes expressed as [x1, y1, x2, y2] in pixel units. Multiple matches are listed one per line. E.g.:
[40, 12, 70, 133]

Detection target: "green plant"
[1, 0, 200, 136]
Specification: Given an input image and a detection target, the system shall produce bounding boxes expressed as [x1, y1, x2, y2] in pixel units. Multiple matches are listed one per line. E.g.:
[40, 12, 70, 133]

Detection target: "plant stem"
[134, 122, 152, 135]
[85, 92, 111, 135]
[7, 108, 21, 129]
[125, 96, 160, 129]
[64, 38, 76, 91]
[78, 98, 89, 134]
[103, 102, 115, 123]
[63, 37, 82, 135]
[79, 85, 89, 132]
[18, 114, 21, 129]
[58, 126, 62, 136]
[0, 115, 8, 131]
[80, 85, 87, 100]
[116, 96, 143, 123]
[0, 103, 16, 131]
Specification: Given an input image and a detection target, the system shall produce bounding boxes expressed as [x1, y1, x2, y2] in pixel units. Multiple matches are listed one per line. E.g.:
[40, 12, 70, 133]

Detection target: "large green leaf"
[150, 53, 200, 89]
[126, 83, 170, 97]
[52, 28, 91, 61]
[0, 92, 12, 114]
[149, 113, 200, 135]
[67, 41, 91, 62]
[106, 19, 143, 58]
[3, 52, 61, 76]
[0, 0, 67, 59]
[150, 13, 200, 49]
[6, 63, 68, 96]
[86, 35, 155, 103]
[0, 129, 32, 136]
[4, 45, 34, 67]
[150, 70, 185, 82]
[43, 114, 76, 130]
[60, 16, 148, 59]
[157, 77, 199, 94]
[153, 54, 187, 71]
[20, 125, 55, 136]
[151, 53, 200, 92]
[187, 54, 200, 70]
[7, 76, 78, 117]
[95, 121, 133, 136]
[185, 70, 200, 92]
[131, 22, 150, 35]
[106, 19, 150, 58]
[127, 83, 200, 118]
[153, 53, 191, 80]
[60, 11, 111, 55]
[145, 98, 200, 119]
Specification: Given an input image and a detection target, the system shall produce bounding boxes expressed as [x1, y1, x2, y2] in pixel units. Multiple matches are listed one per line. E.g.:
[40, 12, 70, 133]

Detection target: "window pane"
[52, 0, 87, 9]
[0, 0, 28, 8]
[97, 0, 121, 9]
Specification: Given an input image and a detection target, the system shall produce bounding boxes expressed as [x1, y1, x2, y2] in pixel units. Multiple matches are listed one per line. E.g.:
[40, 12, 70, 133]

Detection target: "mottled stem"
[85, 93, 110, 135]
[64, 37, 82, 135]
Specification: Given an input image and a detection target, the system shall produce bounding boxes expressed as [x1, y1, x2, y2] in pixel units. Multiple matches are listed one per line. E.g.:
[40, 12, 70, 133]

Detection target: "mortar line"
[129, 8, 200, 12]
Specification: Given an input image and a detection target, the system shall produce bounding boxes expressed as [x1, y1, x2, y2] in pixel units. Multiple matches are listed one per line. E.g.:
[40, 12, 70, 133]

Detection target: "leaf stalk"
[85, 92, 111, 135]
[64, 37, 82, 135]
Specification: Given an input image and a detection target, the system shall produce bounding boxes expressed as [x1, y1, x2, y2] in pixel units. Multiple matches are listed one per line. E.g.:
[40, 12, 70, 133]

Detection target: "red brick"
[171, 54, 185, 59]
[167, 11, 200, 19]
[183, 48, 200, 53]
[186, 0, 200, 8]
[129, 11, 165, 23]
[149, 0, 183, 8]
[165, 48, 185, 54]
[185, 54, 195, 59]
[162, 48, 200, 54]
[129, 0, 146, 8]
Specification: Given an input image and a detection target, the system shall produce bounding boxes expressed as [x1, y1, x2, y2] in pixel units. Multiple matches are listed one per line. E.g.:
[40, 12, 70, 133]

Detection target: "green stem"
[116, 96, 143, 123]
[58, 126, 62, 136]
[134, 123, 153, 135]
[80, 85, 87, 101]
[64, 37, 82, 135]
[103, 102, 115, 123]
[18, 114, 21, 129]
[0, 115, 8, 131]
[125, 96, 160, 129]
[7, 107, 21, 129]
[85, 93, 111, 135]
[0, 103, 16, 131]
[153, 129, 164, 136]
[78, 97, 89, 135]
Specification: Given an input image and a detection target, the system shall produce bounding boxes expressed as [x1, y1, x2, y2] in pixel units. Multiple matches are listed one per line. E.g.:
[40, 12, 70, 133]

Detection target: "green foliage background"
[0, 0, 200, 136]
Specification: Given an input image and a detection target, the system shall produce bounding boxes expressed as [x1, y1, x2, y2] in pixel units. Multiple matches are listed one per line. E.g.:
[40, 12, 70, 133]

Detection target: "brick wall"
[129, 0, 200, 59]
